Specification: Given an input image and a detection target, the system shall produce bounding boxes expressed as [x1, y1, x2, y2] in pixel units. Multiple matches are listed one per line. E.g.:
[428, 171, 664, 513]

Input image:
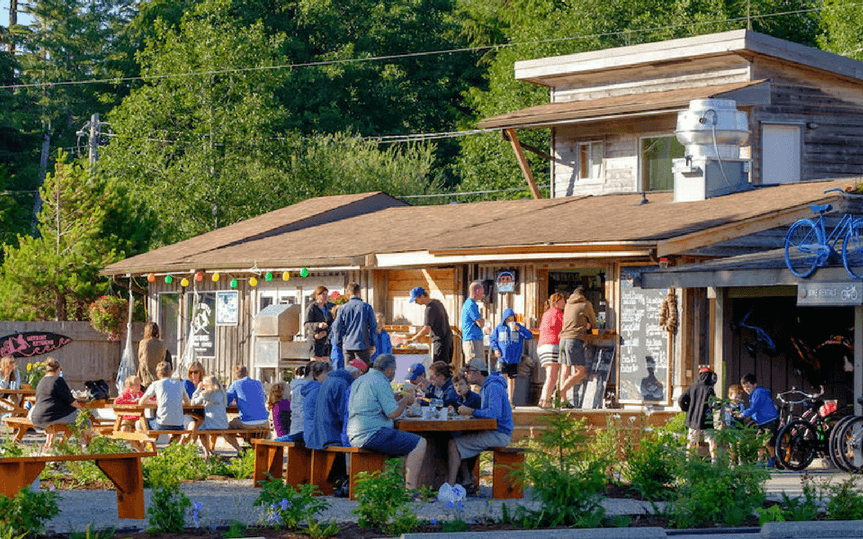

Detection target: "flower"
[445, 500, 454, 509]
[430, 518, 438, 525]
[279, 498, 290, 511]
[88, 295, 128, 341]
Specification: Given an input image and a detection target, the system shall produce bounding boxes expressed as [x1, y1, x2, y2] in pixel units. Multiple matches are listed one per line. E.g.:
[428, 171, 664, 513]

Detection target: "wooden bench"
[2, 417, 71, 447]
[191, 428, 269, 453]
[108, 428, 195, 451]
[471, 446, 525, 499]
[0, 452, 155, 519]
[251, 440, 387, 501]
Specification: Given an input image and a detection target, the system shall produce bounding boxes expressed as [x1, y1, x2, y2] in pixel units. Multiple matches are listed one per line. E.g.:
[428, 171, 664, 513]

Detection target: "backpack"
[84, 379, 111, 401]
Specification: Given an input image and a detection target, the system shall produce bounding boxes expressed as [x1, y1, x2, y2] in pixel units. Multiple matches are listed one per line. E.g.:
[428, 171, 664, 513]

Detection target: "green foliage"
[669, 459, 769, 528]
[0, 435, 24, 458]
[87, 295, 128, 340]
[776, 476, 820, 523]
[224, 448, 254, 479]
[56, 434, 132, 487]
[254, 477, 329, 531]
[819, 0, 863, 61]
[147, 481, 191, 534]
[68, 522, 116, 539]
[305, 517, 341, 539]
[0, 487, 60, 536]
[352, 458, 418, 535]
[0, 522, 27, 539]
[143, 442, 208, 488]
[824, 476, 863, 520]
[756, 504, 786, 525]
[511, 411, 607, 528]
[625, 427, 684, 501]
[221, 520, 247, 538]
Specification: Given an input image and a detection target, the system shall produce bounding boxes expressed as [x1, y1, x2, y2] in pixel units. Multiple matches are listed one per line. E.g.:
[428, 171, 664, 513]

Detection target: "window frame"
[639, 133, 685, 192]
[577, 140, 604, 183]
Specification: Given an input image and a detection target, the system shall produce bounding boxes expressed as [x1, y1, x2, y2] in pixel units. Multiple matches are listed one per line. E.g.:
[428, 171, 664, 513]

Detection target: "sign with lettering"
[618, 267, 670, 405]
[216, 291, 239, 326]
[797, 282, 863, 306]
[0, 332, 73, 358]
[186, 292, 216, 358]
[496, 271, 517, 293]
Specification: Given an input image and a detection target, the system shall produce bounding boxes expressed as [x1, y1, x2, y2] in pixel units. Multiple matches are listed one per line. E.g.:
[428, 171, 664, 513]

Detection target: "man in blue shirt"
[740, 373, 780, 467]
[447, 357, 513, 486]
[225, 364, 268, 455]
[331, 282, 377, 364]
[460, 281, 486, 365]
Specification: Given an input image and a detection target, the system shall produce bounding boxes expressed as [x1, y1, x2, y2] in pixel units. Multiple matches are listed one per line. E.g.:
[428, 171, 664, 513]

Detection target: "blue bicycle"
[784, 189, 863, 279]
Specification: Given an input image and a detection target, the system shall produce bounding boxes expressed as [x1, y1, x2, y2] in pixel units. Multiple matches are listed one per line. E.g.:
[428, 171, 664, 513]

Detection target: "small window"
[641, 135, 684, 191]
[578, 141, 602, 180]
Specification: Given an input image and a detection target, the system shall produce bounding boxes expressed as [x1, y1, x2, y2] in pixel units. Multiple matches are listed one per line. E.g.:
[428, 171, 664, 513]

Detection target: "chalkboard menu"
[187, 292, 216, 358]
[618, 267, 669, 404]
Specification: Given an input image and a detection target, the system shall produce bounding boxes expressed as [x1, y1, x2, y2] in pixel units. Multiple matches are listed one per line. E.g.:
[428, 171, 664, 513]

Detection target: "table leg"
[253, 444, 284, 487]
[285, 445, 311, 487]
[95, 457, 146, 519]
[0, 461, 46, 498]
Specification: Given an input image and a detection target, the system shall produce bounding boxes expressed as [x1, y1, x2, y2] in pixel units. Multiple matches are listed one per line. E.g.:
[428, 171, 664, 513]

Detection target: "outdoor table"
[395, 416, 497, 489]
[111, 402, 240, 431]
[0, 388, 36, 417]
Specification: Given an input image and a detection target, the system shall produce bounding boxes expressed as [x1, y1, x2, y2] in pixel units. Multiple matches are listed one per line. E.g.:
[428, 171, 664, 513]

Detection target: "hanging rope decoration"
[659, 288, 678, 333]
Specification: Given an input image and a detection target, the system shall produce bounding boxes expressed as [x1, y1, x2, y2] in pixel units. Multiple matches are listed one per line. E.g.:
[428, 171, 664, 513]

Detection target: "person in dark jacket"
[679, 366, 717, 461]
[302, 361, 332, 446]
[305, 286, 335, 361]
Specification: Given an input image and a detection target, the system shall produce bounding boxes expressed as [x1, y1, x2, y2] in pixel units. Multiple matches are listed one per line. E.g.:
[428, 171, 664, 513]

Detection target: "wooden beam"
[505, 128, 543, 199]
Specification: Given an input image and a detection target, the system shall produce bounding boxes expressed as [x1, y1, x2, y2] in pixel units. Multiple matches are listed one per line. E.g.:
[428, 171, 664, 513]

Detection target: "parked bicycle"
[784, 188, 863, 279]
[828, 397, 863, 472]
[774, 386, 853, 470]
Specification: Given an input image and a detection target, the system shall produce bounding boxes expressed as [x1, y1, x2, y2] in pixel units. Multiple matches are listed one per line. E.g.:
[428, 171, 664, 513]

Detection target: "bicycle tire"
[785, 220, 822, 278]
[776, 419, 818, 471]
[830, 416, 863, 472]
[829, 415, 857, 471]
[843, 218, 863, 279]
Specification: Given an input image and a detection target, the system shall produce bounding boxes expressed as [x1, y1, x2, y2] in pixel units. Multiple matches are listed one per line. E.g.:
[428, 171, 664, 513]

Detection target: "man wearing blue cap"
[405, 362, 428, 395]
[406, 286, 454, 364]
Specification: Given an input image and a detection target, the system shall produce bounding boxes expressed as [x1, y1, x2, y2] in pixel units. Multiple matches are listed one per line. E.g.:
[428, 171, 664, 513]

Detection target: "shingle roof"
[103, 179, 862, 275]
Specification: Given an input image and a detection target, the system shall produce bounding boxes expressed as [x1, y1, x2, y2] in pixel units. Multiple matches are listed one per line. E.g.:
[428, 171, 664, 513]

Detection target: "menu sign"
[618, 267, 669, 404]
[0, 332, 73, 358]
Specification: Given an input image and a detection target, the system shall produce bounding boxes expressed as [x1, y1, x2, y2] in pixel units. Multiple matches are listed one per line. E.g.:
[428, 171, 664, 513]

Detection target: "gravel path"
[43, 480, 655, 534]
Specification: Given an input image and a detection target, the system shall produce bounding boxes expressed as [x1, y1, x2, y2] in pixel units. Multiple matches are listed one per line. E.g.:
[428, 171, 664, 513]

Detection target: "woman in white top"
[191, 375, 238, 458]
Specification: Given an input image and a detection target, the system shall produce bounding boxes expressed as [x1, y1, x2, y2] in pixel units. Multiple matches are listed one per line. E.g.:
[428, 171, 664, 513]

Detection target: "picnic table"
[0, 388, 35, 416]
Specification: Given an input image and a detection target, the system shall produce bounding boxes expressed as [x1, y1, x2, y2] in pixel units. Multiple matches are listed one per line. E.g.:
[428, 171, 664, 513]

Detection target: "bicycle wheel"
[830, 416, 863, 472]
[776, 419, 817, 470]
[829, 415, 857, 471]
[843, 218, 863, 279]
[785, 220, 822, 277]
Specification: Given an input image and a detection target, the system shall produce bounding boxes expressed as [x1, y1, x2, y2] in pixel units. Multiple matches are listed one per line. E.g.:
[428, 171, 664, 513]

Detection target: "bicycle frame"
[811, 212, 855, 262]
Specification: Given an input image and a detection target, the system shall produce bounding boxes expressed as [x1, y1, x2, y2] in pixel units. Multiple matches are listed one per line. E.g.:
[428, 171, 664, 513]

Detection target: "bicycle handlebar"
[776, 385, 825, 404]
[824, 188, 845, 194]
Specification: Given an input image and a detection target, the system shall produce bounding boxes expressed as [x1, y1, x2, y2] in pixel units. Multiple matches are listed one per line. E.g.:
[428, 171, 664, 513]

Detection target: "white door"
[761, 124, 801, 184]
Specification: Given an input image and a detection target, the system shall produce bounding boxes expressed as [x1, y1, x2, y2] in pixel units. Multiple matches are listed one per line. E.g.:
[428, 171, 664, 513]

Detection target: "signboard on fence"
[0, 331, 73, 358]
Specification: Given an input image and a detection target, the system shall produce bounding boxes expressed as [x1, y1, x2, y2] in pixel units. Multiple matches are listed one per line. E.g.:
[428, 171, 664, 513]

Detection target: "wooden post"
[504, 128, 543, 199]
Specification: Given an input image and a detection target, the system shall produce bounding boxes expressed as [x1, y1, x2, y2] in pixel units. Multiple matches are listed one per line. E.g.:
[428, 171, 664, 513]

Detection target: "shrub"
[147, 481, 191, 534]
[353, 458, 418, 535]
[510, 411, 607, 528]
[143, 442, 208, 487]
[625, 428, 683, 501]
[254, 477, 330, 531]
[225, 448, 254, 479]
[0, 488, 60, 536]
[669, 458, 769, 527]
[56, 434, 131, 487]
[824, 476, 863, 520]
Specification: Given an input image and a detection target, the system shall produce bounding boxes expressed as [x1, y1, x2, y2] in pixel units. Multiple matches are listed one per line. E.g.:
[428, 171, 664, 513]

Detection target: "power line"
[0, 3, 850, 91]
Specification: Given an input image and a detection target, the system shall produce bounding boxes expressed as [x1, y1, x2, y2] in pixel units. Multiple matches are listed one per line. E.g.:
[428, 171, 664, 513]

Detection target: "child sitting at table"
[451, 372, 481, 413]
[139, 361, 189, 431]
[191, 375, 239, 458]
[115, 375, 144, 432]
[267, 382, 291, 438]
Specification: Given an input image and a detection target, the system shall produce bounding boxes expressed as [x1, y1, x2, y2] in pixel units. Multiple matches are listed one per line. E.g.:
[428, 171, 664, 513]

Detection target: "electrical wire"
[0, 3, 853, 91]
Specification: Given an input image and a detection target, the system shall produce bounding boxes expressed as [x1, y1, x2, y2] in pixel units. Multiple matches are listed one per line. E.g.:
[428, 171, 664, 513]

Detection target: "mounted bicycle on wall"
[784, 188, 863, 279]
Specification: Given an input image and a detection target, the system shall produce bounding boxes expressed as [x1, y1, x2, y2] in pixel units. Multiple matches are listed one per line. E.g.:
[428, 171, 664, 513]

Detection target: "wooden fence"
[0, 321, 145, 395]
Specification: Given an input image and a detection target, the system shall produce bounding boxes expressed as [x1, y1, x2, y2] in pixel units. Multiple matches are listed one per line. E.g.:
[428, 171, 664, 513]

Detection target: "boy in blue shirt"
[489, 308, 533, 406]
[740, 373, 780, 467]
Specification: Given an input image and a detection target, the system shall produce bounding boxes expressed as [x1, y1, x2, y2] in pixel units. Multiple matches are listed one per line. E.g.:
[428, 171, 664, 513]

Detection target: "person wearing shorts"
[557, 287, 596, 406]
[679, 367, 718, 462]
[447, 358, 513, 485]
[406, 287, 454, 364]
[537, 293, 565, 408]
[461, 281, 486, 363]
[347, 354, 426, 489]
[489, 308, 532, 406]
[740, 373, 780, 467]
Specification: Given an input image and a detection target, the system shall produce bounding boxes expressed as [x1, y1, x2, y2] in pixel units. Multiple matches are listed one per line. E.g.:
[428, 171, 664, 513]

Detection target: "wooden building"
[104, 30, 863, 416]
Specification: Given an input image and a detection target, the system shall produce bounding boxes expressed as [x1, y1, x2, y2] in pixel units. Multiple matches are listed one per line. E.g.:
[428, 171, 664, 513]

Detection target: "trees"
[819, 0, 863, 60]
[0, 152, 152, 321]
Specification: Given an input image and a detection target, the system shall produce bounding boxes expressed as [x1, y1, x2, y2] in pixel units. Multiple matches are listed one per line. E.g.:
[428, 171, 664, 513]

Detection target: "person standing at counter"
[490, 308, 533, 406]
[371, 312, 392, 362]
[331, 282, 377, 364]
[406, 286, 454, 364]
[460, 282, 486, 364]
[305, 286, 335, 362]
[557, 286, 596, 407]
[538, 293, 565, 408]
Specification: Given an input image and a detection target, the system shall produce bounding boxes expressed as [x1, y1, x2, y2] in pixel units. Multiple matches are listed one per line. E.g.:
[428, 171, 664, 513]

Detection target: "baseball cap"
[406, 362, 425, 382]
[409, 286, 427, 303]
[466, 357, 488, 373]
[348, 358, 368, 372]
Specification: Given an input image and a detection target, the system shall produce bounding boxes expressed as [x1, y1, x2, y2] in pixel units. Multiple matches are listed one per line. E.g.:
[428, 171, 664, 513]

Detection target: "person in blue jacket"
[447, 357, 513, 486]
[302, 361, 332, 447]
[489, 308, 533, 405]
[740, 373, 780, 467]
[371, 312, 392, 362]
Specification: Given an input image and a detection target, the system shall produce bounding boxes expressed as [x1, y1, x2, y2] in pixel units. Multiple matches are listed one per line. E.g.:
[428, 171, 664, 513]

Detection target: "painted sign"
[797, 282, 863, 306]
[187, 292, 216, 358]
[495, 271, 517, 293]
[216, 291, 239, 326]
[0, 332, 73, 358]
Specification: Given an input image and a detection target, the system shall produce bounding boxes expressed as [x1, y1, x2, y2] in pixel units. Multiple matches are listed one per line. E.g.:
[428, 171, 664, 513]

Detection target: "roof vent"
[672, 99, 752, 202]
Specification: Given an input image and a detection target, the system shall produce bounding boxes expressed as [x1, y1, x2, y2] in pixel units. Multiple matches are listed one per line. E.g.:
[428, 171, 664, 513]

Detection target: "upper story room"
[479, 30, 863, 198]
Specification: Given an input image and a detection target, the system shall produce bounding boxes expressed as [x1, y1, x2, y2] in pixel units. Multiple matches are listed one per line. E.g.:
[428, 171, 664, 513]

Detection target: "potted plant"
[88, 295, 128, 341]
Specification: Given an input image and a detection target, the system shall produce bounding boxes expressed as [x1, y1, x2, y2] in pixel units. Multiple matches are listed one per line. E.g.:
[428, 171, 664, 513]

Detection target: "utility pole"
[6, 0, 16, 53]
[88, 113, 100, 165]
